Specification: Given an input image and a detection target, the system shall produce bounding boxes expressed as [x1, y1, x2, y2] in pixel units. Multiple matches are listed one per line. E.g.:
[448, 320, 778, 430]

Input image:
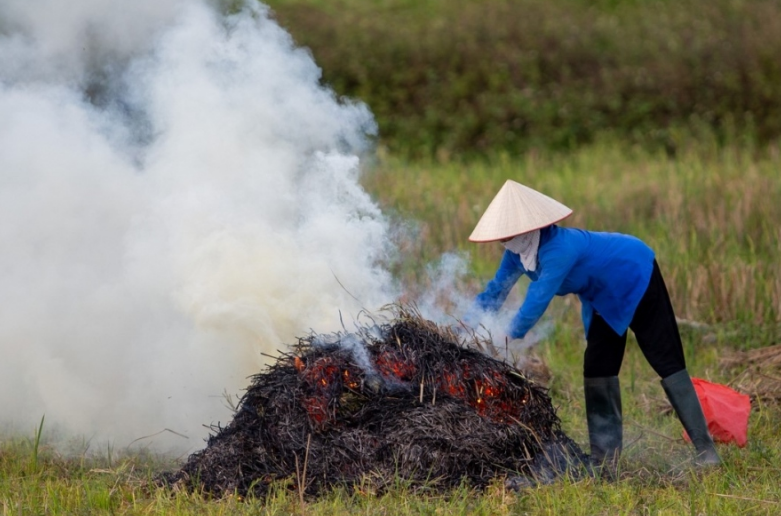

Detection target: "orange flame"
[296, 348, 530, 426]
[342, 369, 359, 390]
[375, 350, 416, 381]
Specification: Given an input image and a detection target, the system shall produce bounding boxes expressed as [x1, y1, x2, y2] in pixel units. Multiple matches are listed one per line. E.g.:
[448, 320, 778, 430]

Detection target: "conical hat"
[469, 180, 572, 242]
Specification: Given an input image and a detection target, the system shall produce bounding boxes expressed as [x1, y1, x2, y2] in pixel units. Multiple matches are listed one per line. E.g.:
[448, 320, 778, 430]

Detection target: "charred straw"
[158, 306, 588, 498]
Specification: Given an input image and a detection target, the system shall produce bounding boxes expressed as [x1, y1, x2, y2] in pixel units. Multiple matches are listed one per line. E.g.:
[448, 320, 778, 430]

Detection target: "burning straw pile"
[160, 308, 589, 498]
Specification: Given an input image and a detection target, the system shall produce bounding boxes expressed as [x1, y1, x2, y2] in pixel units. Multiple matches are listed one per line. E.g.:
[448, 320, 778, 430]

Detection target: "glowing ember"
[342, 369, 359, 390]
[374, 349, 417, 381]
[296, 339, 534, 425]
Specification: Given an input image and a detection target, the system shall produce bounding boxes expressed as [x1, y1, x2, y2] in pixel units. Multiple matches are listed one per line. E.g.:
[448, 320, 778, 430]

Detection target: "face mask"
[502, 230, 540, 271]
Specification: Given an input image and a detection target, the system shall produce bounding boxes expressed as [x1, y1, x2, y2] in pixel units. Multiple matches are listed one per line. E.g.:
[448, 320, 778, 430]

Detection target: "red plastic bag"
[683, 378, 751, 447]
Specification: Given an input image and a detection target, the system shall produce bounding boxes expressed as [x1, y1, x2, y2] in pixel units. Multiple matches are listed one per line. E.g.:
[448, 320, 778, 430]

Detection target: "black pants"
[583, 260, 686, 379]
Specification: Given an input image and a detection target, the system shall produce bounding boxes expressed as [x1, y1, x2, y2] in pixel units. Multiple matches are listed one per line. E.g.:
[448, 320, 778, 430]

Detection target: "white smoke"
[313, 331, 378, 376]
[0, 0, 396, 449]
[416, 251, 555, 363]
[415, 252, 472, 323]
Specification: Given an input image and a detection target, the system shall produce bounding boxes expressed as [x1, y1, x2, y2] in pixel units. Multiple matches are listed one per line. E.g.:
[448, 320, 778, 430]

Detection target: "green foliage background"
[265, 0, 781, 158]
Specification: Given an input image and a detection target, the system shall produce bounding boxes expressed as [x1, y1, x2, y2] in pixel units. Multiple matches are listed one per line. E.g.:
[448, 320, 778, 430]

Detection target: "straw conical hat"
[469, 180, 572, 242]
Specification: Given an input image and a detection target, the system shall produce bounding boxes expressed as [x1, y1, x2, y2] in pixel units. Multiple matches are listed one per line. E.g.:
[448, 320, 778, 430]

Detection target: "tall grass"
[363, 141, 781, 346]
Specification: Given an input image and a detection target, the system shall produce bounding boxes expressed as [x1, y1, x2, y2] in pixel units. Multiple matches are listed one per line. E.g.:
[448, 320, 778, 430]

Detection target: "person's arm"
[506, 249, 577, 339]
[464, 250, 524, 324]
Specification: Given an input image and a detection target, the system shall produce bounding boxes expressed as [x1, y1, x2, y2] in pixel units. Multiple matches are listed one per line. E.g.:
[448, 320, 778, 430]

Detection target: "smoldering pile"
[159, 308, 589, 498]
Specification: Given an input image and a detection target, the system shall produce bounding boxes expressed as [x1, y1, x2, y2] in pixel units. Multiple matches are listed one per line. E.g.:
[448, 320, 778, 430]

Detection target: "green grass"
[264, 0, 781, 157]
[3, 140, 781, 514]
[365, 140, 781, 345]
[2, 329, 780, 514]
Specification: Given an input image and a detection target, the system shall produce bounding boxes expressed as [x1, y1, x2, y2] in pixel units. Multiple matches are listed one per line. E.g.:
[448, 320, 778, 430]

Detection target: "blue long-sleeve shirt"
[471, 225, 655, 338]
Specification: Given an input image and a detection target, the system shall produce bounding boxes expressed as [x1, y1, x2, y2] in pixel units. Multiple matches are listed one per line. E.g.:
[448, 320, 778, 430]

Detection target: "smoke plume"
[0, 0, 396, 449]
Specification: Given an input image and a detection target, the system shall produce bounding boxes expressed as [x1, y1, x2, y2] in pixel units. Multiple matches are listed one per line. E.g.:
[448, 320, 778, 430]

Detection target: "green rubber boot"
[661, 369, 722, 467]
[584, 376, 623, 478]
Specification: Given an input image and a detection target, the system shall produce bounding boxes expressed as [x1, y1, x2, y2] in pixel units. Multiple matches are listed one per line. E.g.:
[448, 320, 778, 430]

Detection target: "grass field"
[3, 141, 780, 514]
[4, 0, 781, 513]
[367, 141, 781, 339]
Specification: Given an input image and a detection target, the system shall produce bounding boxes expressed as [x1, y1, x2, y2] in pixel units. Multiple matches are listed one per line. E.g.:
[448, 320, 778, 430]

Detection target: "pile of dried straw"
[159, 308, 588, 498]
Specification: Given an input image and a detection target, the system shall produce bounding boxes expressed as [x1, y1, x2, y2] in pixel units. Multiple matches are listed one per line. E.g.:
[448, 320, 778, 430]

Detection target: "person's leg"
[584, 313, 627, 474]
[584, 313, 628, 378]
[630, 260, 720, 466]
[627, 260, 685, 379]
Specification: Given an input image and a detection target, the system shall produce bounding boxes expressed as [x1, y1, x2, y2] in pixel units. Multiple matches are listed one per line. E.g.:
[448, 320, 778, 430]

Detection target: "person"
[464, 179, 721, 471]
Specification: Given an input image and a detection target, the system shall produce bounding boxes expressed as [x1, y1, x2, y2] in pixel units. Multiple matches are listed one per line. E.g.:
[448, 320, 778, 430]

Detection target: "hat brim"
[468, 211, 573, 243]
[468, 180, 573, 243]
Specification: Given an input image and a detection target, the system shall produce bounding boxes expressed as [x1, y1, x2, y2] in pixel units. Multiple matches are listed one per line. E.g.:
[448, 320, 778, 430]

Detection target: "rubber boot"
[661, 369, 722, 467]
[584, 376, 623, 478]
